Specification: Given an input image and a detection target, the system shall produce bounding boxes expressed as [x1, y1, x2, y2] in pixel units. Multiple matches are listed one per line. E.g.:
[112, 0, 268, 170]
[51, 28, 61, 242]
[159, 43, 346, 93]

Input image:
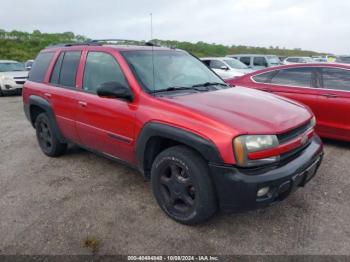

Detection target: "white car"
[0, 60, 28, 96]
[283, 57, 315, 65]
[201, 57, 253, 79]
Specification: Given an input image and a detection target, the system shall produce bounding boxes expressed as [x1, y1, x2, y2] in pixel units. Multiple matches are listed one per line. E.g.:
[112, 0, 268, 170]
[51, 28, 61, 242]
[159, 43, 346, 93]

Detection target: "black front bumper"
[209, 135, 323, 212]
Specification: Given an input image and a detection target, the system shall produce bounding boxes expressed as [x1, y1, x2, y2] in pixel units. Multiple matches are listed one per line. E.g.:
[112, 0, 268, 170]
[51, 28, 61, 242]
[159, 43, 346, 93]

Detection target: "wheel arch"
[28, 95, 66, 143]
[136, 122, 223, 178]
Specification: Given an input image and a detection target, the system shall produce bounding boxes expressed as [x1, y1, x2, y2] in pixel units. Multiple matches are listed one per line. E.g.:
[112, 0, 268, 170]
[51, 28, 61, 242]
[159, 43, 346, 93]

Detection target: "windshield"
[266, 56, 281, 64]
[223, 58, 248, 69]
[121, 50, 225, 92]
[0, 62, 25, 72]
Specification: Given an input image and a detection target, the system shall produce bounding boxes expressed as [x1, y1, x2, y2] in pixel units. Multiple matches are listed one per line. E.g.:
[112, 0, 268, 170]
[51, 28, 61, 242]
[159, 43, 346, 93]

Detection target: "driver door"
[75, 50, 136, 163]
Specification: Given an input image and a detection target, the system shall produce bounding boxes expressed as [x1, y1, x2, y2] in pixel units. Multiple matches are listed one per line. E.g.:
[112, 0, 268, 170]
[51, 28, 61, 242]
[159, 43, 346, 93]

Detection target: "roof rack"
[89, 39, 160, 46]
[47, 42, 101, 48]
[47, 39, 161, 48]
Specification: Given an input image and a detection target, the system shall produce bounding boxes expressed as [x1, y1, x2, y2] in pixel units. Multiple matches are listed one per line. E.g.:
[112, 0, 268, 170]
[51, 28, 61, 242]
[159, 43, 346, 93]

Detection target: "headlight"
[233, 135, 279, 167]
[0, 76, 11, 81]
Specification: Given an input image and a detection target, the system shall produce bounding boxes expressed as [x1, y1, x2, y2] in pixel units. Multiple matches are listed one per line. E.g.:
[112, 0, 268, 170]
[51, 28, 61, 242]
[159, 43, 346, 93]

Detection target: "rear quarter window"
[28, 52, 55, 83]
[252, 70, 278, 83]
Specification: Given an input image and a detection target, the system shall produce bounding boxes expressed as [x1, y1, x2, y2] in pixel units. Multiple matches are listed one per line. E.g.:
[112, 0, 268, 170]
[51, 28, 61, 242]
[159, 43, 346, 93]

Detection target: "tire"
[0, 86, 4, 97]
[35, 113, 67, 157]
[151, 145, 217, 225]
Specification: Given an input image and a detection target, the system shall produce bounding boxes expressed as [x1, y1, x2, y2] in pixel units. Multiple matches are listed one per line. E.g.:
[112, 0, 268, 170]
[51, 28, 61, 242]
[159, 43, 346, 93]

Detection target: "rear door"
[46, 50, 82, 142]
[317, 67, 350, 140]
[75, 50, 136, 163]
[267, 67, 323, 119]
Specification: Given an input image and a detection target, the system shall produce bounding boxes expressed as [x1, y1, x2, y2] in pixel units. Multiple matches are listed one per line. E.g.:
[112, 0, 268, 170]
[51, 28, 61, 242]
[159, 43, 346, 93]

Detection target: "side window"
[271, 67, 313, 87]
[83, 52, 129, 93]
[28, 52, 54, 83]
[50, 52, 64, 84]
[252, 71, 278, 83]
[253, 57, 267, 67]
[322, 68, 350, 91]
[210, 60, 225, 69]
[240, 57, 250, 66]
[59, 51, 81, 87]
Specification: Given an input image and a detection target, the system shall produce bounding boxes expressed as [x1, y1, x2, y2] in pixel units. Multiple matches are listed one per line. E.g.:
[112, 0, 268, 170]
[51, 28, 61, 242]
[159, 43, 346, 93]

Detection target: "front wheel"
[35, 113, 67, 157]
[151, 146, 217, 225]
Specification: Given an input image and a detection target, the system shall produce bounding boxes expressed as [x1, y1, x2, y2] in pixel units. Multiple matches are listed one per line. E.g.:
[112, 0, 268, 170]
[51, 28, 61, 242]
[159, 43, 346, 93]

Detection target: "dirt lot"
[0, 95, 349, 255]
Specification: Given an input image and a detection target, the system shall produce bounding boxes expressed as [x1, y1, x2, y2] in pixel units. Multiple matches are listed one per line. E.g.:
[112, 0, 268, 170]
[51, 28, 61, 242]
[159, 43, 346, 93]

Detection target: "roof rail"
[47, 42, 101, 48]
[89, 39, 160, 47]
[47, 39, 161, 48]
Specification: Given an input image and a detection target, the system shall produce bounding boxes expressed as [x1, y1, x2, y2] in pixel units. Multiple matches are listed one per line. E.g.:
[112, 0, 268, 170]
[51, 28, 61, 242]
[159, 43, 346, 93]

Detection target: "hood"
[235, 68, 254, 74]
[161, 87, 311, 135]
[0, 71, 29, 78]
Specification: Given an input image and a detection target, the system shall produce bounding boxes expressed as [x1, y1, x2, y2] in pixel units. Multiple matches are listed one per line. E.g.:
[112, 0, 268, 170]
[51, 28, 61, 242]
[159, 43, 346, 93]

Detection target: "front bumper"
[0, 82, 23, 95]
[209, 135, 323, 212]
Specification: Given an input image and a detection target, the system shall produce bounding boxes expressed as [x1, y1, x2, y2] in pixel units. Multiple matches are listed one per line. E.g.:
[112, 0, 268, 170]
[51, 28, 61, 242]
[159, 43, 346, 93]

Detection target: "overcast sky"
[1, 0, 349, 54]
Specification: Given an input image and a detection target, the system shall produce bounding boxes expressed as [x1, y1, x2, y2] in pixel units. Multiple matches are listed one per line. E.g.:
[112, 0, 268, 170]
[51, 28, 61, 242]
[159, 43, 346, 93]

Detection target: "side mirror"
[220, 65, 229, 70]
[97, 81, 133, 101]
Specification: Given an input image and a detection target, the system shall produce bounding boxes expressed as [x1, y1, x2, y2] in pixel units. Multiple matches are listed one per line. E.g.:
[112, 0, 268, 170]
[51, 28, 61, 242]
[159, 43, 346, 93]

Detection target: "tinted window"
[287, 58, 299, 63]
[252, 70, 278, 83]
[240, 57, 251, 66]
[253, 57, 267, 67]
[83, 52, 128, 93]
[271, 67, 313, 87]
[28, 52, 54, 83]
[50, 52, 64, 84]
[210, 60, 225, 69]
[322, 68, 350, 91]
[59, 51, 81, 87]
[201, 60, 211, 66]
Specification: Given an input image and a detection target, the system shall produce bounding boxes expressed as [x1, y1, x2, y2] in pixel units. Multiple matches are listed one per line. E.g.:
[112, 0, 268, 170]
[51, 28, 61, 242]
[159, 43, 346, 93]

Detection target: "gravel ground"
[0, 95, 349, 255]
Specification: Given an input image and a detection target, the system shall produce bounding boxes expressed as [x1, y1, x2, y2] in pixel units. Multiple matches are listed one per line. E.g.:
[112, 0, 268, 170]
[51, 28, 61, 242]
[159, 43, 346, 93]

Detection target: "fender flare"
[28, 95, 66, 143]
[136, 122, 223, 173]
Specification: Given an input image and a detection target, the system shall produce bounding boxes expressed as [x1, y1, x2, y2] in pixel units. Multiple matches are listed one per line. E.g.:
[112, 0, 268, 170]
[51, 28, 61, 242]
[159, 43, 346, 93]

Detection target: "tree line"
[0, 29, 323, 61]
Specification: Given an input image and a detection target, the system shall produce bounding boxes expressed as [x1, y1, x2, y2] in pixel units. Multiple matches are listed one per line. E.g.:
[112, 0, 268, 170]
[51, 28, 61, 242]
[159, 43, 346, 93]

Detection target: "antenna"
[150, 13, 155, 94]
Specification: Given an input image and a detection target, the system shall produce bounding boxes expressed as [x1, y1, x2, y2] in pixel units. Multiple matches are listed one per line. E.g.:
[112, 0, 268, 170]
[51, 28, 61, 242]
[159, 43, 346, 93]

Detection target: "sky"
[1, 0, 349, 54]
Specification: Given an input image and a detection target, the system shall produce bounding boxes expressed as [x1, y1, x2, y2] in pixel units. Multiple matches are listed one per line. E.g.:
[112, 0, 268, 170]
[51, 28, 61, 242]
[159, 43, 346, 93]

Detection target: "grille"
[15, 81, 25, 85]
[277, 120, 312, 144]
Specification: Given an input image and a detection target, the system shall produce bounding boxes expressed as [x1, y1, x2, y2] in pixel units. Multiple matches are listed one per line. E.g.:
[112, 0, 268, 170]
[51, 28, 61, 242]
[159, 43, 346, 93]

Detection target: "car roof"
[201, 57, 235, 60]
[44, 43, 178, 52]
[242, 63, 350, 77]
[0, 60, 19, 63]
[227, 54, 277, 57]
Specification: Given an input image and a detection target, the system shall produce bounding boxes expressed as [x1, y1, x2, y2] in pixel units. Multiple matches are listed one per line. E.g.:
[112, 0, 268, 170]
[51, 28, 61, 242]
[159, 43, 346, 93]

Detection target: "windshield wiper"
[192, 82, 228, 88]
[152, 86, 209, 93]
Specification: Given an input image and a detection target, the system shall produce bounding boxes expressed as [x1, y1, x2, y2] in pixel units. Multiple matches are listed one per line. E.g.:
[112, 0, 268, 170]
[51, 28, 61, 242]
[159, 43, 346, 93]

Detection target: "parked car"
[226, 63, 350, 142]
[23, 42, 323, 224]
[226, 54, 281, 70]
[283, 57, 315, 65]
[25, 59, 35, 71]
[335, 55, 350, 64]
[201, 57, 252, 79]
[0, 60, 28, 96]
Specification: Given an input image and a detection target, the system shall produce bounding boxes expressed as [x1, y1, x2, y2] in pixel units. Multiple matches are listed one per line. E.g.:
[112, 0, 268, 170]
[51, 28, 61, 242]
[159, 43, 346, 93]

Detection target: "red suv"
[226, 63, 350, 142]
[23, 42, 323, 224]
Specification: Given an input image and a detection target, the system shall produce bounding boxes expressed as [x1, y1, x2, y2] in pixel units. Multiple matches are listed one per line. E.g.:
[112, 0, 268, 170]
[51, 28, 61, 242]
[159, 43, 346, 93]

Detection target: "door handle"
[78, 101, 88, 107]
[261, 88, 272, 92]
[321, 93, 338, 98]
[44, 93, 52, 98]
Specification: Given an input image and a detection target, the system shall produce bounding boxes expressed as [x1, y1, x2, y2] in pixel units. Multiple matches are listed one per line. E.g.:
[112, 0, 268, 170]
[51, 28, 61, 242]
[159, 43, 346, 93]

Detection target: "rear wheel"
[35, 113, 67, 157]
[0, 86, 4, 97]
[151, 145, 217, 225]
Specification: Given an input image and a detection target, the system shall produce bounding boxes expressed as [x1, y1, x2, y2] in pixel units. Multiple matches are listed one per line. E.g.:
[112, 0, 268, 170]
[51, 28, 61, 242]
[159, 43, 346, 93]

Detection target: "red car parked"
[226, 63, 350, 142]
[23, 42, 323, 224]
